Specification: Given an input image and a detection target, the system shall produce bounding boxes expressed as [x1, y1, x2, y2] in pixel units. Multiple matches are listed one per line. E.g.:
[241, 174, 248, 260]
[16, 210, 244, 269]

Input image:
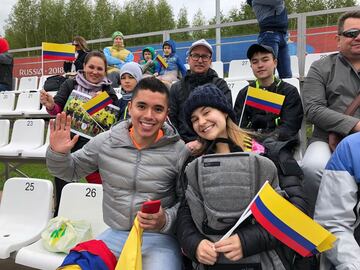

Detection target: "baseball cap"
[188, 39, 213, 55]
[247, 44, 276, 59]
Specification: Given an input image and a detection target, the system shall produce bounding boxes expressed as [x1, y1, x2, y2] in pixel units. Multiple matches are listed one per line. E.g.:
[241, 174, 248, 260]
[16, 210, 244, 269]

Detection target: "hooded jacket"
[0, 52, 13, 89]
[138, 46, 160, 75]
[160, 39, 187, 77]
[46, 120, 190, 234]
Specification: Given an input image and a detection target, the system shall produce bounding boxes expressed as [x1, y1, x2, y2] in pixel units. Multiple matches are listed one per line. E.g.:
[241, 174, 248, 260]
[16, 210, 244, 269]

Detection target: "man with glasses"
[302, 11, 360, 218]
[169, 39, 231, 153]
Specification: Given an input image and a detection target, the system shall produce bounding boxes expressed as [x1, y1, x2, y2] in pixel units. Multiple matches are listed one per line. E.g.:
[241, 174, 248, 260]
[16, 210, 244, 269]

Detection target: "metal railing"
[8, 6, 358, 78]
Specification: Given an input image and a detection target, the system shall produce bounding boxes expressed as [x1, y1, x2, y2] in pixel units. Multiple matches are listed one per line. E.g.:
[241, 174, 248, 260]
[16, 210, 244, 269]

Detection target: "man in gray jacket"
[302, 10, 360, 217]
[46, 77, 189, 270]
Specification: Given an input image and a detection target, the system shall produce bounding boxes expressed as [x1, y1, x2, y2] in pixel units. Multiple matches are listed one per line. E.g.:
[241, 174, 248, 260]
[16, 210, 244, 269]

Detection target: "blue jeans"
[0, 83, 9, 92]
[97, 228, 182, 270]
[258, 31, 292, 78]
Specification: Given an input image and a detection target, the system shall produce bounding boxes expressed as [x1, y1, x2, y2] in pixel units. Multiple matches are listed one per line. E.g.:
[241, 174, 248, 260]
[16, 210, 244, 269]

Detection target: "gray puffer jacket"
[46, 120, 189, 234]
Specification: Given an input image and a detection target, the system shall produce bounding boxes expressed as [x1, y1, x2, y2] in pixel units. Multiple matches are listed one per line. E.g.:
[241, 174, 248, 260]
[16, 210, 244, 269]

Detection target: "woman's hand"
[49, 112, 79, 154]
[214, 234, 243, 261]
[40, 89, 55, 110]
[186, 140, 203, 156]
[137, 206, 166, 231]
[196, 239, 218, 265]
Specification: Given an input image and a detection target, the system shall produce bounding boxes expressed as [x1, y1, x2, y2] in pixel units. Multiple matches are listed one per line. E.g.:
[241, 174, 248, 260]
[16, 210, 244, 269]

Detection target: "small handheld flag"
[250, 182, 336, 257]
[156, 54, 168, 69]
[42, 42, 76, 61]
[82, 92, 112, 116]
[245, 86, 285, 115]
[115, 217, 143, 270]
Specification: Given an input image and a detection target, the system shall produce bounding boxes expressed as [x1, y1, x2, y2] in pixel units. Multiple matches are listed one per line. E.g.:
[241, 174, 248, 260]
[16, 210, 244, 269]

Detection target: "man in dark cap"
[234, 43, 303, 143]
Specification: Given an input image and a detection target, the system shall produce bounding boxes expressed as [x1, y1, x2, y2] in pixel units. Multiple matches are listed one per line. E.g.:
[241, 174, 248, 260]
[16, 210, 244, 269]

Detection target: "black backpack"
[43, 75, 67, 92]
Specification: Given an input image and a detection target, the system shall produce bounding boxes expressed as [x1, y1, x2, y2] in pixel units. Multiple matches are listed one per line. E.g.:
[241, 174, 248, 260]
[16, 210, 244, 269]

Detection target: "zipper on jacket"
[129, 150, 141, 228]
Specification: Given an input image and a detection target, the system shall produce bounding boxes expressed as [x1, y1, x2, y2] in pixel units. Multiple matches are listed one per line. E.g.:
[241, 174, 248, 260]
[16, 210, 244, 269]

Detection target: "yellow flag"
[115, 217, 143, 270]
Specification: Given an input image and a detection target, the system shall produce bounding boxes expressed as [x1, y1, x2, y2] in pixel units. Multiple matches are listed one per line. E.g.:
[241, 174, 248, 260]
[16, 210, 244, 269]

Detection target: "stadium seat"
[0, 177, 53, 259]
[228, 59, 255, 81]
[38, 75, 50, 90]
[0, 92, 16, 115]
[282, 78, 300, 94]
[21, 123, 50, 158]
[12, 77, 18, 91]
[0, 119, 45, 156]
[184, 63, 190, 70]
[304, 51, 337, 77]
[290, 55, 300, 79]
[16, 183, 108, 270]
[18, 76, 39, 91]
[211, 61, 224, 78]
[2, 92, 41, 116]
[113, 87, 122, 99]
[225, 78, 249, 107]
[0, 119, 10, 147]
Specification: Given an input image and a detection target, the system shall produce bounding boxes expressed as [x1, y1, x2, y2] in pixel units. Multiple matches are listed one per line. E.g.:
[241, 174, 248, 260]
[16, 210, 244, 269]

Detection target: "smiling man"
[169, 39, 231, 154]
[302, 10, 360, 217]
[46, 77, 189, 270]
[234, 43, 303, 141]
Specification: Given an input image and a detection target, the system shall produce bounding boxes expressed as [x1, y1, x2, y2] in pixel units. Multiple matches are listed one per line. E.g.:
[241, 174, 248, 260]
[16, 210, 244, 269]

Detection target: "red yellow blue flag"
[115, 217, 143, 270]
[156, 54, 168, 69]
[82, 92, 112, 116]
[42, 42, 76, 61]
[245, 86, 285, 115]
[250, 182, 336, 257]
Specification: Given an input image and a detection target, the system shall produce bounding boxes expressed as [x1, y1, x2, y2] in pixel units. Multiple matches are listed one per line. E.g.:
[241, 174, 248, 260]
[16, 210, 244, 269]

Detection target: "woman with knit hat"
[176, 84, 311, 269]
[103, 31, 134, 86]
[0, 37, 13, 91]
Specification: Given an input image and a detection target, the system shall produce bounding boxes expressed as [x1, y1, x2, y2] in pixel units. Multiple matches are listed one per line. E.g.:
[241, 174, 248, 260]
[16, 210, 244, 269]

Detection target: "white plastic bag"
[41, 216, 93, 253]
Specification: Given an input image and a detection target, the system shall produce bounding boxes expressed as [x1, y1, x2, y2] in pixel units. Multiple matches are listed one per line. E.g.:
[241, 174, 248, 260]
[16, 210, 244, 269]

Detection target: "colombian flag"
[156, 54, 168, 69]
[82, 92, 112, 116]
[42, 42, 76, 61]
[250, 182, 336, 257]
[245, 86, 285, 115]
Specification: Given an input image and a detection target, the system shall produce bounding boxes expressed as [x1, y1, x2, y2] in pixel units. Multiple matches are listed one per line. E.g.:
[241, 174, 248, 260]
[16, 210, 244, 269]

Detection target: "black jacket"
[0, 52, 13, 89]
[176, 139, 312, 269]
[169, 68, 232, 143]
[63, 50, 89, 73]
[234, 80, 303, 141]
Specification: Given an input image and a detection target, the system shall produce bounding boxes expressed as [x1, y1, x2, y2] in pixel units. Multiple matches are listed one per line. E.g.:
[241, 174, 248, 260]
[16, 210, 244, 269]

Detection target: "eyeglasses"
[189, 53, 211, 61]
[340, 29, 360, 39]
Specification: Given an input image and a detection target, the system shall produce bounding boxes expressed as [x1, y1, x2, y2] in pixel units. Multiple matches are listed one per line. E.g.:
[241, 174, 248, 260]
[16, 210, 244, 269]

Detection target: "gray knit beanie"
[120, 62, 143, 83]
[183, 83, 236, 132]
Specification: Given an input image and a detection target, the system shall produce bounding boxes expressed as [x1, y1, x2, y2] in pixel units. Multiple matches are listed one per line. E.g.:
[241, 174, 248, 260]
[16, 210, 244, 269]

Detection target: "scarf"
[120, 89, 133, 101]
[75, 71, 111, 97]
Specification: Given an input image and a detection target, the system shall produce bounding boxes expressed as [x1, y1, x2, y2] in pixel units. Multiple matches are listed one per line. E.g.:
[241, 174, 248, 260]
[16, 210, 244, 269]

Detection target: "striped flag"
[82, 92, 112, 116]
[156, 54, 168, 69]
[42, 42, 75, 61]
[250, 182, 336, 257]
[245, 86, 285, 115]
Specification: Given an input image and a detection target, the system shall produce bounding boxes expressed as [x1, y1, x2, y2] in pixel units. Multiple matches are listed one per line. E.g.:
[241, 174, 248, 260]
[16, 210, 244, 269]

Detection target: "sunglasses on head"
[340, 29, 360, 38]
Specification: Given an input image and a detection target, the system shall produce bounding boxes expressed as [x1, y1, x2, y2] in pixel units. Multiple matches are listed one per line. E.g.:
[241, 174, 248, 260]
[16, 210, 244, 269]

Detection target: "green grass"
[0, 162, 53, 190]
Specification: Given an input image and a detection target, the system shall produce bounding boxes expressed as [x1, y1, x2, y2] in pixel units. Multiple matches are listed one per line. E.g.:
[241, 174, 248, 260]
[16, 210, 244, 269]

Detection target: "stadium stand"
[16, 183, 107, 270]
[0, 177, 53, 259]
[0, 119, 45, 156]
[211, 61, 224, 78]
[17, 76, 38, 92]
[304, 51, 338, 77]
[224, 78, 249, 107]
[0, 120, 10, 147]
[0, 92, 16, 115]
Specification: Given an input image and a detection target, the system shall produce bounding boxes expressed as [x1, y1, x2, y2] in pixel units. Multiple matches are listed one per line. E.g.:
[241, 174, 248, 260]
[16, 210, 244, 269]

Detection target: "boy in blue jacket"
[157, 39, 186, 86]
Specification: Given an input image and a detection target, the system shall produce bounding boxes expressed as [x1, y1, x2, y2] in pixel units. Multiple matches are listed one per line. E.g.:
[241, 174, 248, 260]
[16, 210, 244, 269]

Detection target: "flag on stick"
[250, 182, 336, 257]
[156, 54, 168, 69]
[82, 92, 112, 116]
[42, 42, 76, 61]
[245, 86, 285, 115]
[115, 217, 143, 270]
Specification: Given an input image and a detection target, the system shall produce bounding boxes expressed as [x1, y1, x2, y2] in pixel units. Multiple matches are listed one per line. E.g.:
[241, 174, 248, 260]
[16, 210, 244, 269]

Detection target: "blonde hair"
[226, 118, 252, 151]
